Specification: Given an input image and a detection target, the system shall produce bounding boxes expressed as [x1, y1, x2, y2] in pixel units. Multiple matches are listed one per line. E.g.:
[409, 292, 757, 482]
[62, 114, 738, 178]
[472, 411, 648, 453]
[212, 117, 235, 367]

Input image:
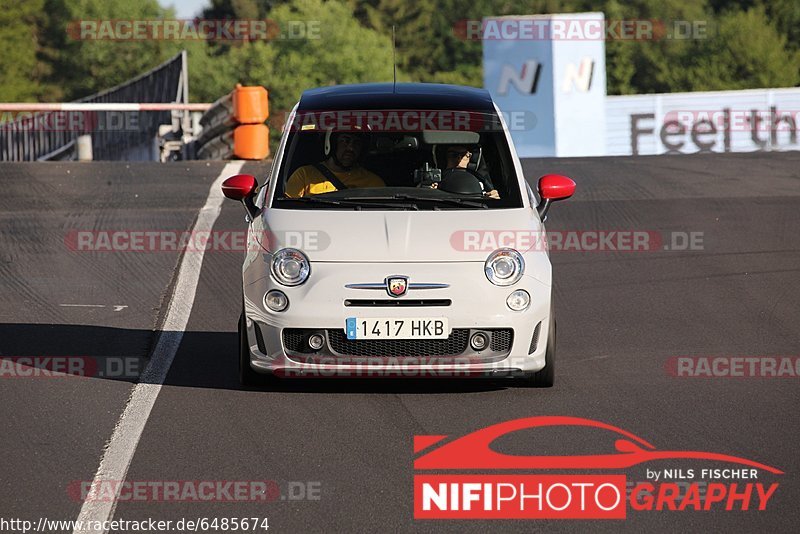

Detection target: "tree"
[56, 0, 175, 99]
[352, 0, 615, 87]
[202, 0, 279, 19]
[760, 0, 800, 52]
[193, 0, 394, 140]
[682, 6, 800, 90]
[605, 0, 710, 94]
[2, 0, 799, 107]
[0, 0, 47, 101]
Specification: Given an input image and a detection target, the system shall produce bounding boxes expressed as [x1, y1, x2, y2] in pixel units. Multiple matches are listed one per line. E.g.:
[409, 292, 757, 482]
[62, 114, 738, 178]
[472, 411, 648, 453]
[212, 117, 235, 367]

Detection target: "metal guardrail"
[0, 51, 191, 161]
[36, 140, 77, 162]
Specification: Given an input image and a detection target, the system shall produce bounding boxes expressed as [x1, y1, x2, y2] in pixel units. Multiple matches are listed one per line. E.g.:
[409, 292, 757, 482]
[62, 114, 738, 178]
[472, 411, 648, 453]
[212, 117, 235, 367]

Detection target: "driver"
[285, 129, 385, 198]
[442, 144, 499, 199]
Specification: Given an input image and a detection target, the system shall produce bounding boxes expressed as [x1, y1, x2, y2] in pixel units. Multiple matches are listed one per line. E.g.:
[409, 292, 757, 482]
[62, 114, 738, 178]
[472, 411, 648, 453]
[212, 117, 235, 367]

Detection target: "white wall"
[606, 88, 800, 156]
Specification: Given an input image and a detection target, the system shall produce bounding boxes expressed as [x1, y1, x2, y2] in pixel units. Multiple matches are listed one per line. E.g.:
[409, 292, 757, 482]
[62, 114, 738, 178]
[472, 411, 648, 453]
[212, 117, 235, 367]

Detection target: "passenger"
[285, 130, 384, 198]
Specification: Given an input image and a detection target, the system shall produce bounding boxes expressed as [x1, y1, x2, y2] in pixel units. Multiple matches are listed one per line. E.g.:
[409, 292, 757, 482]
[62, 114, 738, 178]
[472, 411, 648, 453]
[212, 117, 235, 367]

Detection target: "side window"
[268, 105, 299, 206]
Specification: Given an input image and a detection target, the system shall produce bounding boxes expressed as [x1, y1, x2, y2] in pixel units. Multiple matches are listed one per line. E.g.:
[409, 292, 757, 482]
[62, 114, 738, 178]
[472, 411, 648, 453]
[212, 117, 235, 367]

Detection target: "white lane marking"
[59, 304, 129, 312]
[73, 161, 244, 534]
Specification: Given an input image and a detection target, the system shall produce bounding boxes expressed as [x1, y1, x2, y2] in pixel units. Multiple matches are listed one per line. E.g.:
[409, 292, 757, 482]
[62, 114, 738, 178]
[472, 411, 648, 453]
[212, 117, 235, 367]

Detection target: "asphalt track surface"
[0, 153, 798, 532]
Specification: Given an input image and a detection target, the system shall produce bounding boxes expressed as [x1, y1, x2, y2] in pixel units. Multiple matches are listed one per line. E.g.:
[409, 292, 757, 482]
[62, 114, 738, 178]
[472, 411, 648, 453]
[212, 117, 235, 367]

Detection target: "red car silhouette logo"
[414, 416, 783, 474]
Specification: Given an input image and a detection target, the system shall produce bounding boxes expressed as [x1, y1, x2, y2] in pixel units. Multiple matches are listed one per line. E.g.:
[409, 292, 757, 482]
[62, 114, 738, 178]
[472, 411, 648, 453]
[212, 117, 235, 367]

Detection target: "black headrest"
[467, 146, 482, 172]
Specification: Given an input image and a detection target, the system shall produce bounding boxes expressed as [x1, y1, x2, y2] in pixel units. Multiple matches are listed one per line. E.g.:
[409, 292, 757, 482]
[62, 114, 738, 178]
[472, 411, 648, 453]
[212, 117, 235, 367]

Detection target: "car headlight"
[270, 248, 310, 286]
[485, 248, 525, 286]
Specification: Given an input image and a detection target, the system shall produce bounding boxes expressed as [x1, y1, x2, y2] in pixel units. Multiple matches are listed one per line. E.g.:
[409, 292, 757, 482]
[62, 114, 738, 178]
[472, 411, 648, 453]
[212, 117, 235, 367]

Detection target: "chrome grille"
[330, 329, 470, 357]
[491, 329, 513, 352]
[282, 328, 513, 357]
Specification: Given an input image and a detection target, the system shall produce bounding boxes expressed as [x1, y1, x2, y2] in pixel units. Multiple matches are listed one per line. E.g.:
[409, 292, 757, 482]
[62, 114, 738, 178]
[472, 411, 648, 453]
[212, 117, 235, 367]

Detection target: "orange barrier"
[196, 84, 270, 160]
[232, 84, 269, 124]
[233, 124, 270, 160]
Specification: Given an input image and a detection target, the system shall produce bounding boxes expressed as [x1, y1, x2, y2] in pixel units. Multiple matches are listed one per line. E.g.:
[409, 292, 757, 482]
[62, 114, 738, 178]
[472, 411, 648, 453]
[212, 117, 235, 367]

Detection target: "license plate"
[345, 317, 449, 340]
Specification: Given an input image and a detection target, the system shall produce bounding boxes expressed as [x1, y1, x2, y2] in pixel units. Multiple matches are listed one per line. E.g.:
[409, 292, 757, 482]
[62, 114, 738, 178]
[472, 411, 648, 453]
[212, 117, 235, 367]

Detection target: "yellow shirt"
[285, 164, 385, 198]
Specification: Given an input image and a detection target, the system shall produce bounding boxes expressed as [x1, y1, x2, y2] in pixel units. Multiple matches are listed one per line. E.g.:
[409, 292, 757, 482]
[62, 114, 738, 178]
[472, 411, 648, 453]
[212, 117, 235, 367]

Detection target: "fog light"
[264, 290, 288, 312]
[308, 333, 325, 351]
[470, 332, 489, 351]
[506, 289, 530, 311]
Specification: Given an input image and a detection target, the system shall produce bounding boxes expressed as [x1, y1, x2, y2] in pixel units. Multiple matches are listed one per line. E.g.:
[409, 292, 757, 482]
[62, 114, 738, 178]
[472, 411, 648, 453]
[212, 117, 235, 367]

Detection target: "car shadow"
[0, 323, 516, 394]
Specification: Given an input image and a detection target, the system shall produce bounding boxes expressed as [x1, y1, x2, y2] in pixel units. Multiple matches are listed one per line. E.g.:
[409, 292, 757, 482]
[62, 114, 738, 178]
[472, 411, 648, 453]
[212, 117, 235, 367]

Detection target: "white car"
[222, 83, 575, 387]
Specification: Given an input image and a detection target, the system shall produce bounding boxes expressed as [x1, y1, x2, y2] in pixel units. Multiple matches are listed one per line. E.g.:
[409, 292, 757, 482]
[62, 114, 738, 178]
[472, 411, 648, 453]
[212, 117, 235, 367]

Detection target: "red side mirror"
[221, 174, 257, 201]
[538, 174, 576, 201]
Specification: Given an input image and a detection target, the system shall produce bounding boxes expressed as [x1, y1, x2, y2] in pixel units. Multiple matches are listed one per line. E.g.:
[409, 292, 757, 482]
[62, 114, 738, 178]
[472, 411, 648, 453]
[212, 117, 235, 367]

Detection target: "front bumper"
[242, 261, 552, 377]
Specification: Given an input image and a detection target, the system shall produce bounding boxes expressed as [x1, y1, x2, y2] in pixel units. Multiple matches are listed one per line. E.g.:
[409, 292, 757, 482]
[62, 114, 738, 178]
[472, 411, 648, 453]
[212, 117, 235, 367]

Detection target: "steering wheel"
[438, 168, 484, 195]
[442, 167, 484, 182]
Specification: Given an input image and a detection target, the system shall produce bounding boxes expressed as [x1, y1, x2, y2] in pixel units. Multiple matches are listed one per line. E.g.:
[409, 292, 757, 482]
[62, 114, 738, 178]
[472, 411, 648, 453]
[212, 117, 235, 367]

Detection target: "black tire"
[519, 315, 555, 388]
[238, 311, 265, 386]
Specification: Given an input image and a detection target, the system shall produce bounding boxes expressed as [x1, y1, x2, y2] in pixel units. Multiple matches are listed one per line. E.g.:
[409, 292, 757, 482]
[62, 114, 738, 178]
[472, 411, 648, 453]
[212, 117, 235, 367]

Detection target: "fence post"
[77, 134, 93, 161]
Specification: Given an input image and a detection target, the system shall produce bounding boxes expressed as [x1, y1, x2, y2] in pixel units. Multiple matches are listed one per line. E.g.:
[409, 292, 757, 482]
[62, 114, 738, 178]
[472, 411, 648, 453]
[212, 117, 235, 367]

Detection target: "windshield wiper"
[352, 194, 489, 209]
[425, 197, 489, 209]
[276, 196, 416, 210]
[276, 196, 348, 206]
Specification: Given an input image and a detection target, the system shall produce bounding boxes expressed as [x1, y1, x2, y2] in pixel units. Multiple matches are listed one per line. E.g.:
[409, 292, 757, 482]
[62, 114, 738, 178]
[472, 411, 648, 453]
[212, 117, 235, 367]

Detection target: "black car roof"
[297, 83, 496, 112]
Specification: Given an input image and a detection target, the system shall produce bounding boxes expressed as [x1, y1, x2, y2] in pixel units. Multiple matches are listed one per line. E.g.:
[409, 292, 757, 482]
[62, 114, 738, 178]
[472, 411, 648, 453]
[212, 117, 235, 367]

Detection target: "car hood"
[257, 208, 544, 263]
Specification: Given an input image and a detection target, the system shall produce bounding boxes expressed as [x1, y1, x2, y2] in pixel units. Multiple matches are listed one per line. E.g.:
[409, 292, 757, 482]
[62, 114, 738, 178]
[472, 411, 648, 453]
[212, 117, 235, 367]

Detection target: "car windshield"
[271, 109, 523, 210]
